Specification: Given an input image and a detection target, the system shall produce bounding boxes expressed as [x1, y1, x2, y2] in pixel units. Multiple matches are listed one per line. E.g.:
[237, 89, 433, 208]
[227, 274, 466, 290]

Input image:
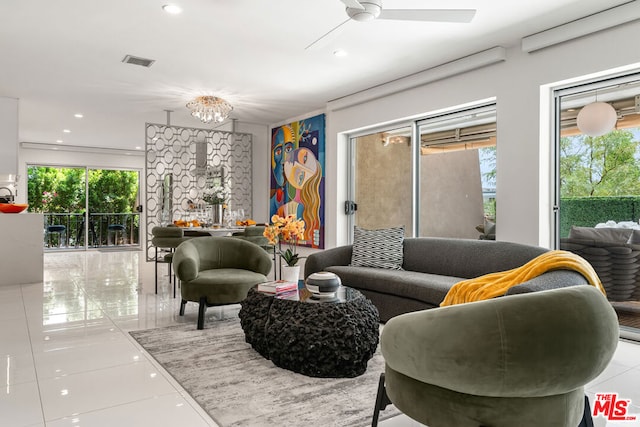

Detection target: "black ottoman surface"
[239, 286, 380, 378]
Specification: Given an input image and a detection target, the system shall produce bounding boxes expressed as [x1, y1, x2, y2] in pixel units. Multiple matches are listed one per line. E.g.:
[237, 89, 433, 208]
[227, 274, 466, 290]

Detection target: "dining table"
[182, 226, 245, 237]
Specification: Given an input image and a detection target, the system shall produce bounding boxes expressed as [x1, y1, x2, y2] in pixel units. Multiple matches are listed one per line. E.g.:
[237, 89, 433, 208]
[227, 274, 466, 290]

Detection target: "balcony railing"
[44, 212, 140, 249]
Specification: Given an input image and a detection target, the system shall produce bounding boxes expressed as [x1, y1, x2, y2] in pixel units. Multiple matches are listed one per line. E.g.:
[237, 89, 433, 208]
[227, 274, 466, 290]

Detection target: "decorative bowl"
[305, 272, 341, 298]
[0, 203, 28, 213]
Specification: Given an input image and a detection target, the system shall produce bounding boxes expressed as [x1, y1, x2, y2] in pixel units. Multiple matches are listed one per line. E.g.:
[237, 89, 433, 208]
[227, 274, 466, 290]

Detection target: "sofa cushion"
[568, 226, 632, 243]
[628, 229, 640, 244]
[350, 226, 404, 270]
[327, 265, 462, 307]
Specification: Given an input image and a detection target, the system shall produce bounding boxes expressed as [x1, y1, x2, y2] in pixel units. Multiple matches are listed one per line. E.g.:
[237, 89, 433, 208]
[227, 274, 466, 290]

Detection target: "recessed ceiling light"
[135, 146, 142, 150]
[56, 139, 63, 143]
[63, 129, 71, 133]
[162, 4, 182, 14]
[333, 49, 348, 57]
[74, 113, 83, 118]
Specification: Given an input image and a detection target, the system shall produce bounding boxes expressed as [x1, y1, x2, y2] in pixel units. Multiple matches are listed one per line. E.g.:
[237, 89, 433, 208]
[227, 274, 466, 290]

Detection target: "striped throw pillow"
[350, 226, 405, 270]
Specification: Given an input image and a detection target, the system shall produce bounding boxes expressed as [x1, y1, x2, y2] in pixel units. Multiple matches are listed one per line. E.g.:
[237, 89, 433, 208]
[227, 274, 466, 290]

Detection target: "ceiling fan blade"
[340, 0, 365, 10]
[305, 18, 351, 50]
[378, 9, 476, 23]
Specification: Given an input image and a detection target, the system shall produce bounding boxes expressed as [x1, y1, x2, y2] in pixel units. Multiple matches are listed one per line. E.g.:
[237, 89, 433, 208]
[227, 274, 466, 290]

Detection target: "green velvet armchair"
[373, 285, 619, 427]
[173, 236, 272, 329]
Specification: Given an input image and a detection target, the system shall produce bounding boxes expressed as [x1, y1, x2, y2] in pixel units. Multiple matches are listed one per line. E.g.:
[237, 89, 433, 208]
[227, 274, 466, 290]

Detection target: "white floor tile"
[0, 319, 32, 354]
[0, 352, 38, 386]
[0, 380, 44, 427]
[33, 335, 143, 379]
[38, 361, 176, 421]
[46, 392, 218, 427]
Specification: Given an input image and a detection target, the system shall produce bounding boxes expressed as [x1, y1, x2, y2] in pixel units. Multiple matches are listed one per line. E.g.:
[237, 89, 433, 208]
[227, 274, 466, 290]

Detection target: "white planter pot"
[281, 265, 300, 284]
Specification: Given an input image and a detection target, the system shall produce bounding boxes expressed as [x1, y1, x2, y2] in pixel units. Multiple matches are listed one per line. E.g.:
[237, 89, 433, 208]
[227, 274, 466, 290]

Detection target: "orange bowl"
[0, 203, 28, 213]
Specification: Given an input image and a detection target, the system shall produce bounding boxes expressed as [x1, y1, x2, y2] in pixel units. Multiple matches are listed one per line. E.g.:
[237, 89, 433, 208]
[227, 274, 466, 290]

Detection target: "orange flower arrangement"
[264, 214, 305, 266]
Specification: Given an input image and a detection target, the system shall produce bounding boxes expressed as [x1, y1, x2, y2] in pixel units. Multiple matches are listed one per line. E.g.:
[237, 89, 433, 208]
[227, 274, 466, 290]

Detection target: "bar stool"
[45, 225, 66, 248]
[107, 224, 126, 245]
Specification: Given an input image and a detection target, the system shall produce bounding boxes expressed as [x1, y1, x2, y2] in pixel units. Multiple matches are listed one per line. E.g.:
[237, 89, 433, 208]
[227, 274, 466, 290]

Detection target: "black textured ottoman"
[239, 286, 379, 378]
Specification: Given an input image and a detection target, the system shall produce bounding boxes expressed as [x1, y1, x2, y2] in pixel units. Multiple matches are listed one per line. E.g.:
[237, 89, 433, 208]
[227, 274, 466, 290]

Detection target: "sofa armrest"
[304, 245, 353, 278]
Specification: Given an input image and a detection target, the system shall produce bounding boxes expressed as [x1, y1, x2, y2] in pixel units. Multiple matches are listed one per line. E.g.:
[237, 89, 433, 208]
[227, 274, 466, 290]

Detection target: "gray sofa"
[304, 237, 591, 322]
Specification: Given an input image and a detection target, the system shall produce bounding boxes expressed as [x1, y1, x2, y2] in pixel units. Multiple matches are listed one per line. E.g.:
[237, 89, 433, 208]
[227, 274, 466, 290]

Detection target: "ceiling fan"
[306, 0, 477, 50]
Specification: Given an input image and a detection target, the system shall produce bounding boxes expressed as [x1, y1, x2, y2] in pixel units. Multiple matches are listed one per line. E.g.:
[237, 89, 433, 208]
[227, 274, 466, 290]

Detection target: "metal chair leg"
[578, 395, 595, 427]
[179, 299, 187, 316]
[372, 373, 392, 427]
[154, 247, 159, 294]
[197, 296, 207, 330]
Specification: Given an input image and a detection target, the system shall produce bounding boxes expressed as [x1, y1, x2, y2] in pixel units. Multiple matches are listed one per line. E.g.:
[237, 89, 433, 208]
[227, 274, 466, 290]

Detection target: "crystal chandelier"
[186, 96, 233, 124]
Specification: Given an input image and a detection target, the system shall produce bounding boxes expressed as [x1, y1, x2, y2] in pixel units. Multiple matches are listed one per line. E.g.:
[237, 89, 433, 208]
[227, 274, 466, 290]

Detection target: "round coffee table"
[239, 285, 380, 378]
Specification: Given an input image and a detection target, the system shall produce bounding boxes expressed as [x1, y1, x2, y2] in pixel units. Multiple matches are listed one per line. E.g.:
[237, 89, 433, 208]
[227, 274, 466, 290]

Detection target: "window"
[347, 102, 496, 240]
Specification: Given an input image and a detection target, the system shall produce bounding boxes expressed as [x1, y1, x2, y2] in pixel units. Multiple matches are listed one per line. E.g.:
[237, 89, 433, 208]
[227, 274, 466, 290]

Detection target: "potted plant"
[264, 214, 306, 283]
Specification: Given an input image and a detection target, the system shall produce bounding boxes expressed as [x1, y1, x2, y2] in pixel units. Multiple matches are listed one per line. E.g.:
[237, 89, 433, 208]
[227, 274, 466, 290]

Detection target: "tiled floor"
[1, 250, 639, 427]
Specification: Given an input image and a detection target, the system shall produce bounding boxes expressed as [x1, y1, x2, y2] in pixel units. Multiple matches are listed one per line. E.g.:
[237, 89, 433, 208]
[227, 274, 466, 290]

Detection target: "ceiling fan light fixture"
[346, 0, 381, 21]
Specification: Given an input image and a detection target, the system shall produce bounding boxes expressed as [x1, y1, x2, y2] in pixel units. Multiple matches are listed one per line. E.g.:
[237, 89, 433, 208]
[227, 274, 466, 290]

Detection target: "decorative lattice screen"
[145, 123, 252, 260]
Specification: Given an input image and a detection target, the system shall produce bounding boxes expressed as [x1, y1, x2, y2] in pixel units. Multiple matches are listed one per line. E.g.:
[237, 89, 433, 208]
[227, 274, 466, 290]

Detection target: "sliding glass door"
[554, 75, 640, 336]
[28, 165, 141, 250]
[417, 105, 496, 239]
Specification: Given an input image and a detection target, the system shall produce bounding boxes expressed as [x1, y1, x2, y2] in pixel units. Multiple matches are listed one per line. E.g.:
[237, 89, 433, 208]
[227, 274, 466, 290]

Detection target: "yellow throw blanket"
[440, 250, 606, 306]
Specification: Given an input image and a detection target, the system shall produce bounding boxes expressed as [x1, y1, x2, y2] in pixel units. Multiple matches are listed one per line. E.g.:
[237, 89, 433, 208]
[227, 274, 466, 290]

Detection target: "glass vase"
[210, 204, 224, 226]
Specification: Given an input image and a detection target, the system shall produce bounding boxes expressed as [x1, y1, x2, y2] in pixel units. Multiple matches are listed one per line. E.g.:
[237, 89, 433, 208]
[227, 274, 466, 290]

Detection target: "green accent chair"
[173, 236, 272, 329]
[151, 226, 189, 297]
[231, 225, 276, 268]
[373, 286, 619, 427]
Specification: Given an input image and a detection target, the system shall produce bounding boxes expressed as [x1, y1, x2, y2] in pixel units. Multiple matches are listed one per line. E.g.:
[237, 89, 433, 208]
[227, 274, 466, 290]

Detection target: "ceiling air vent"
[121, 55, 155, 68]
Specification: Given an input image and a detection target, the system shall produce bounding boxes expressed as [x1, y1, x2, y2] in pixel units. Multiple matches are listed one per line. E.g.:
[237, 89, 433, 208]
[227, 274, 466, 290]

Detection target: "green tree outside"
[560, 129, 640, 197]
[27, 166, 85, 213]
[28, 166, 138, 213]
[88, 169, 138, 213]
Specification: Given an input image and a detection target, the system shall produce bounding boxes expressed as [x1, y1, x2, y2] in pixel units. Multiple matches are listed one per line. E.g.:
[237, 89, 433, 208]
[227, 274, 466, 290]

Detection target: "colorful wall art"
[270, 113, 325, 249]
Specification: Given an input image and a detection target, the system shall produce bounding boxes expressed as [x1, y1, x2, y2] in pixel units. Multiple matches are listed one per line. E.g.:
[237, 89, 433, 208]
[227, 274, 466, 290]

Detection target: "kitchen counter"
[0, 213, 44, 286]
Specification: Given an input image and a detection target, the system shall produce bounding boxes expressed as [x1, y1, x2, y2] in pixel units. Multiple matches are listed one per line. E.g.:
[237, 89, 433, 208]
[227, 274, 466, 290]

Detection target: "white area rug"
[130, 318, 399, 426]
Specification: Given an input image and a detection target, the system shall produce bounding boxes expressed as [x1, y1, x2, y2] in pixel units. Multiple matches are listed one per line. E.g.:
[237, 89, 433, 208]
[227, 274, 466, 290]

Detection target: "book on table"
[257, 280, 298, 294]
[275, 289, 300, 301]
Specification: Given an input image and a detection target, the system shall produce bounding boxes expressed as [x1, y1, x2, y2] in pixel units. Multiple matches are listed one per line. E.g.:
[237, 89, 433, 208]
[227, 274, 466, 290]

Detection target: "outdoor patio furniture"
[45, 224, 66, 248]
[107, 224, 126, 245]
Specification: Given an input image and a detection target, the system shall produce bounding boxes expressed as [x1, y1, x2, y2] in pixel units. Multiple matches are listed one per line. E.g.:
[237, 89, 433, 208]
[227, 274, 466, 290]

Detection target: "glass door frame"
[345, 101, 496, 244]
[552, 70, 640, 342]
[346, 119, 417, 242]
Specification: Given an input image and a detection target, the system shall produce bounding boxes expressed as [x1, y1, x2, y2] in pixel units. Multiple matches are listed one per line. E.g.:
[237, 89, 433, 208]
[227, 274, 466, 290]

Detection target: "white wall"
[267, 18, 640, 250]
[0, 97, 19, 176]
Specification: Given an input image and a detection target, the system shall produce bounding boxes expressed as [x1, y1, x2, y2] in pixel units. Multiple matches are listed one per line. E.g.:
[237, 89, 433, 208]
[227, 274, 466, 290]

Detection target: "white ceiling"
[0, 0, 631, 150]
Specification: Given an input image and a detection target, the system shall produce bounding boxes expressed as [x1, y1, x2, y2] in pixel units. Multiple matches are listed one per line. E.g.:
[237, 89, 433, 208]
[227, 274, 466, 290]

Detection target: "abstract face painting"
[270, 114, 325, 248]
